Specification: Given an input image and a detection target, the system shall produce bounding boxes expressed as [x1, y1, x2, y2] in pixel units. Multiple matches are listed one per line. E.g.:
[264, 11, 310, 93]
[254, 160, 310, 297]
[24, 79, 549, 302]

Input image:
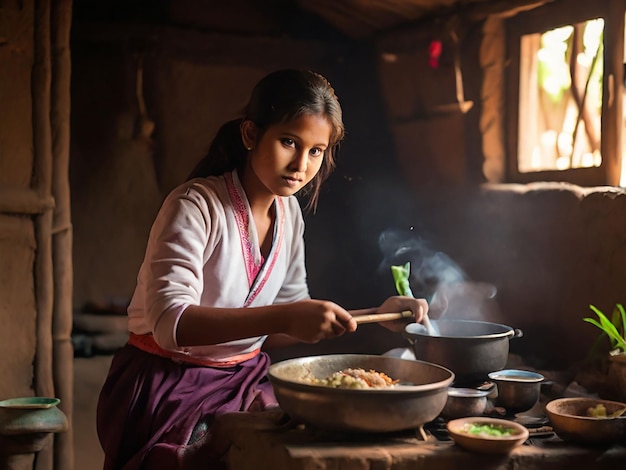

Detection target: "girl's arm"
[176, 295, 428, 348]
[176, 299, 357, 347]
[262, 333, 301, 349]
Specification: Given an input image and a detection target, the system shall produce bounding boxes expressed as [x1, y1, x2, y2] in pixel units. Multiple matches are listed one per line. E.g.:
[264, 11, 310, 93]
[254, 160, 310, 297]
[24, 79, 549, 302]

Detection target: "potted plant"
[583, 303, 626, 401]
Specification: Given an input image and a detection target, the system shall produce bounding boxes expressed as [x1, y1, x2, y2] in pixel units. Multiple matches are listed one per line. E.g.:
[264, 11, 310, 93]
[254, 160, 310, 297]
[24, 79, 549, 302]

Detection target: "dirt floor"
[73, 355, 111, 469]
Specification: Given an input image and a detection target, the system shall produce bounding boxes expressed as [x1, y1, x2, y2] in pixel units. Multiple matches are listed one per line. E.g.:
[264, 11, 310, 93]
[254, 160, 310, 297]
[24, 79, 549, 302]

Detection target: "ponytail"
[186, 119, 246, 181]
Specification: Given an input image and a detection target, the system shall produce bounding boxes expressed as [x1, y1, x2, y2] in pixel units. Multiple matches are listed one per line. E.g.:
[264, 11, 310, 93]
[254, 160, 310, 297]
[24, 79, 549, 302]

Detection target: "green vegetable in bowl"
[463, 422, 516, 437]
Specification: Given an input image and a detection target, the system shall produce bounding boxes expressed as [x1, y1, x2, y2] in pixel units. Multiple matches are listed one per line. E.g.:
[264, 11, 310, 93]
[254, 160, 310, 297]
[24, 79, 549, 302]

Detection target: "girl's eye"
[281, 138, 295, 147]
[310, 147, 324, 157]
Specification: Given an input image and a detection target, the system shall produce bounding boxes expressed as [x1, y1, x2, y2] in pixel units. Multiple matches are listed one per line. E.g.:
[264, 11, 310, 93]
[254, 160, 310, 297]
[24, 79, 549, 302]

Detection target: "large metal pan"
[404, 320, 523, 385]
[268, 354, 454, 433]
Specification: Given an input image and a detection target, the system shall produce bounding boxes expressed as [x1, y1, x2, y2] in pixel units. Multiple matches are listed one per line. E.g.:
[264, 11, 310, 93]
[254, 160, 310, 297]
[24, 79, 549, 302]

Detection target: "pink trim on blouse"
[225, 172, 260, 286]
[246, 198, 284, 306]
[225, 172, 285, 307]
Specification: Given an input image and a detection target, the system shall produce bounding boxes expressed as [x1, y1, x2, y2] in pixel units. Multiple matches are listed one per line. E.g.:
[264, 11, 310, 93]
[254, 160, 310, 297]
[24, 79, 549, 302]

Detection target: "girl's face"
[242, 113, 332, 200]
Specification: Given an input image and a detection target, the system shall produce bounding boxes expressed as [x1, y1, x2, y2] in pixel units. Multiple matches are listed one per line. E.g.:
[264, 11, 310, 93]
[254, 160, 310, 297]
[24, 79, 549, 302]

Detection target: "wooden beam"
[0, 188, 55, 215]
[70, 23, 349, 67]
[466, 0, 553, 20]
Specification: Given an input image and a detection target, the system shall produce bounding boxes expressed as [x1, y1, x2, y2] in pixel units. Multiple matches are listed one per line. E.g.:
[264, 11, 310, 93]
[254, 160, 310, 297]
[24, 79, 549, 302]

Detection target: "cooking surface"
[214, 410, 626, 469]
[215, 362, 626, 468]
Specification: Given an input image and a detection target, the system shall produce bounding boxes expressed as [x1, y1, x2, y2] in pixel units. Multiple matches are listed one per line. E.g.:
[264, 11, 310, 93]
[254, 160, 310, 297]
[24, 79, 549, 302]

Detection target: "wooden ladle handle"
[350, 310, 413, 324]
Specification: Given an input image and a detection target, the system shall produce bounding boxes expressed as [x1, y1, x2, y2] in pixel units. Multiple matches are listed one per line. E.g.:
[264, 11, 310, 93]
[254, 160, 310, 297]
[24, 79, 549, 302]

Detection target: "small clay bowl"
[447, 417, 529, 454]
[441, 387, 490, 420]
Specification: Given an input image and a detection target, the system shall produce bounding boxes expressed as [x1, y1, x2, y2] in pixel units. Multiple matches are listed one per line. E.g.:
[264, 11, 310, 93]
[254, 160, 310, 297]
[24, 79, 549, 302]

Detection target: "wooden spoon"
[350, 308, 413, 324]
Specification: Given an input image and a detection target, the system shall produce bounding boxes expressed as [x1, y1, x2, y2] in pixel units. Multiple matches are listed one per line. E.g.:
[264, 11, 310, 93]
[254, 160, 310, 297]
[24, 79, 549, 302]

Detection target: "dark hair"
[187, 69, 344, 211]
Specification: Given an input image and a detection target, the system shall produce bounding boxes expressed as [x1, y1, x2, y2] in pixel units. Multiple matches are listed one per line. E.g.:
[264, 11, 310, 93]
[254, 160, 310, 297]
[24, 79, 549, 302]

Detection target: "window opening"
[517, 19, 605, 175]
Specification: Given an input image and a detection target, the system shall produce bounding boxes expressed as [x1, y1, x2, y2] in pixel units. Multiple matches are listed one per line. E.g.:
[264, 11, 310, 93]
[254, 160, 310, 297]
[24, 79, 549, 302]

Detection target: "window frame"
[504, 0, 624, 186]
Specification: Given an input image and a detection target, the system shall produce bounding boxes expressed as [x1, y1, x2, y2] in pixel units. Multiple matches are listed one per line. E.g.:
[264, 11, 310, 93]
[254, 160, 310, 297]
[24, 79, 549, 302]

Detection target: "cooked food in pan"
[305, 368, 399, 389]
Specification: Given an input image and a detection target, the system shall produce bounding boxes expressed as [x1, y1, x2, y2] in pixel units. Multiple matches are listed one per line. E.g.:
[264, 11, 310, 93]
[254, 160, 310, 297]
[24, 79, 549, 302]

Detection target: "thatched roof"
[72, 0, 550, 40]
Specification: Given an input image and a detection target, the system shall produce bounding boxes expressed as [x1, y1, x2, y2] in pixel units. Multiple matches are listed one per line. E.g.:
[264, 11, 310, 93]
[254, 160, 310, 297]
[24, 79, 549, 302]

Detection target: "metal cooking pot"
[488, 369, 544, 413]
[404, 320, 523, 385]
[440, 387, 491, 420]
[268, 354, 454, 433]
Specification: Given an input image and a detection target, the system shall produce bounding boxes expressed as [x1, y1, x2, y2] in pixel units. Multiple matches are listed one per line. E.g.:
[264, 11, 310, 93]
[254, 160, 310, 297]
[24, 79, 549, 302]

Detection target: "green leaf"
[614, 304, 626, 337]
[391, 262, 414, 297]
[583, 317, 605, 330]
[586, 304, 626, 351]
[597, 314, 623, 348]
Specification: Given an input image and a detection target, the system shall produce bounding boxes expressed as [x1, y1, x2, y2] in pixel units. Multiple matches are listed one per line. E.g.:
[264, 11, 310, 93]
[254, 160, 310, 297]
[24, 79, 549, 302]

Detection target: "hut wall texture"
[0, 0, 38, 400]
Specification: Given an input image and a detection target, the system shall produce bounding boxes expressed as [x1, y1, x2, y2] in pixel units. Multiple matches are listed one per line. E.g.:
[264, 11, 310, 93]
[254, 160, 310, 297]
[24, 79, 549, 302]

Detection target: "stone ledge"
[481, 182, 626, 199]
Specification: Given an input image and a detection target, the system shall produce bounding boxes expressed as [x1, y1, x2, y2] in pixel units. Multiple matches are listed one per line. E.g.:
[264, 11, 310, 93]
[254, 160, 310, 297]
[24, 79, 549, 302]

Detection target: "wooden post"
[50, 1, 74, 469]
[32, 0, 54, 399]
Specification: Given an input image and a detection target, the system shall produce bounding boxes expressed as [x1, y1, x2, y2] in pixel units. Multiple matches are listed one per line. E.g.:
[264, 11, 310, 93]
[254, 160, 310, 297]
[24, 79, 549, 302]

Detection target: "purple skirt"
[97, 344, 277, 469]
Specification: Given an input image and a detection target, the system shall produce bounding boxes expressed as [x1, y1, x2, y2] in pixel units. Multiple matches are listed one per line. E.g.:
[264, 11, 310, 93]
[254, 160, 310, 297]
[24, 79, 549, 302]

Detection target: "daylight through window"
[517, 19, 605, 175]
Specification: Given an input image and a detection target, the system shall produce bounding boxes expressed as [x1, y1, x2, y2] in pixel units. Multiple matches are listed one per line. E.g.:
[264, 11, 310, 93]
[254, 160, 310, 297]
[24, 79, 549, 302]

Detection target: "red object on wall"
[428, 40, 442, 68]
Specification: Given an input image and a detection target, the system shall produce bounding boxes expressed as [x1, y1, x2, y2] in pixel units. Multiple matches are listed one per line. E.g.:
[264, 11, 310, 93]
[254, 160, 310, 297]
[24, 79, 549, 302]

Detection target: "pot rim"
[0, 397, 61, 409]
[447, 387, 491, 398]
[268, 354, 455, 394]
[404, 319, 516, 340]
[488, 369, 544, 383]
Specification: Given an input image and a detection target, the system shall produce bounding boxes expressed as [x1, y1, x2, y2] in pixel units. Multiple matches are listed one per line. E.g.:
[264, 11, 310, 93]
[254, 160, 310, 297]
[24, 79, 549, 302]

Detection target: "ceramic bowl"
[545, 397, 626, 445]
[446, 417, 529, 454]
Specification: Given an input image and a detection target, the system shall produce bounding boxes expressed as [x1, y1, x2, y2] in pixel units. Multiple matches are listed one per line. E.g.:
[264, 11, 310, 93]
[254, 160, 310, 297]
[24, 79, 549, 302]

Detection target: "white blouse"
[127, 170, 310, 362]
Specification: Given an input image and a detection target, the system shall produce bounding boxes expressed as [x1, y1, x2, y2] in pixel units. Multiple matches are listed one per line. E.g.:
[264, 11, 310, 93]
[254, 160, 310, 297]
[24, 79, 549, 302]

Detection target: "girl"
[96, 69, 428, 469]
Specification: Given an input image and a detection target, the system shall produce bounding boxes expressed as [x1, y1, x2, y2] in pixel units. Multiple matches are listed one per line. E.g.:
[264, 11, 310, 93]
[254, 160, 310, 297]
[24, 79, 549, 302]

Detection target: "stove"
[270, 394, 557, 447]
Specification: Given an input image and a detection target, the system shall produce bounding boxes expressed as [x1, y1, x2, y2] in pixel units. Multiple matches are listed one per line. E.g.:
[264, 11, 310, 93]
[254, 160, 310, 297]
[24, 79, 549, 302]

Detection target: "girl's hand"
[376, 295, 428, 333]
[285, 299, 357, 343]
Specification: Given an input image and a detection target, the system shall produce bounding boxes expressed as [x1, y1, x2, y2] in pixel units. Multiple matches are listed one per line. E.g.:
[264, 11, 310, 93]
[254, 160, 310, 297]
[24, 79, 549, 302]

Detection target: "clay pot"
[0, 397, 68, 455]
[608, 353, 626, 402]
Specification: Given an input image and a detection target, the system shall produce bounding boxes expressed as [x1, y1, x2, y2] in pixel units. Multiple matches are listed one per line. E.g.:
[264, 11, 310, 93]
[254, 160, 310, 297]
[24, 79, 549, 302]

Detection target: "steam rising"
[377, 228, 501, 322]
[377, 228, 466, 299]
